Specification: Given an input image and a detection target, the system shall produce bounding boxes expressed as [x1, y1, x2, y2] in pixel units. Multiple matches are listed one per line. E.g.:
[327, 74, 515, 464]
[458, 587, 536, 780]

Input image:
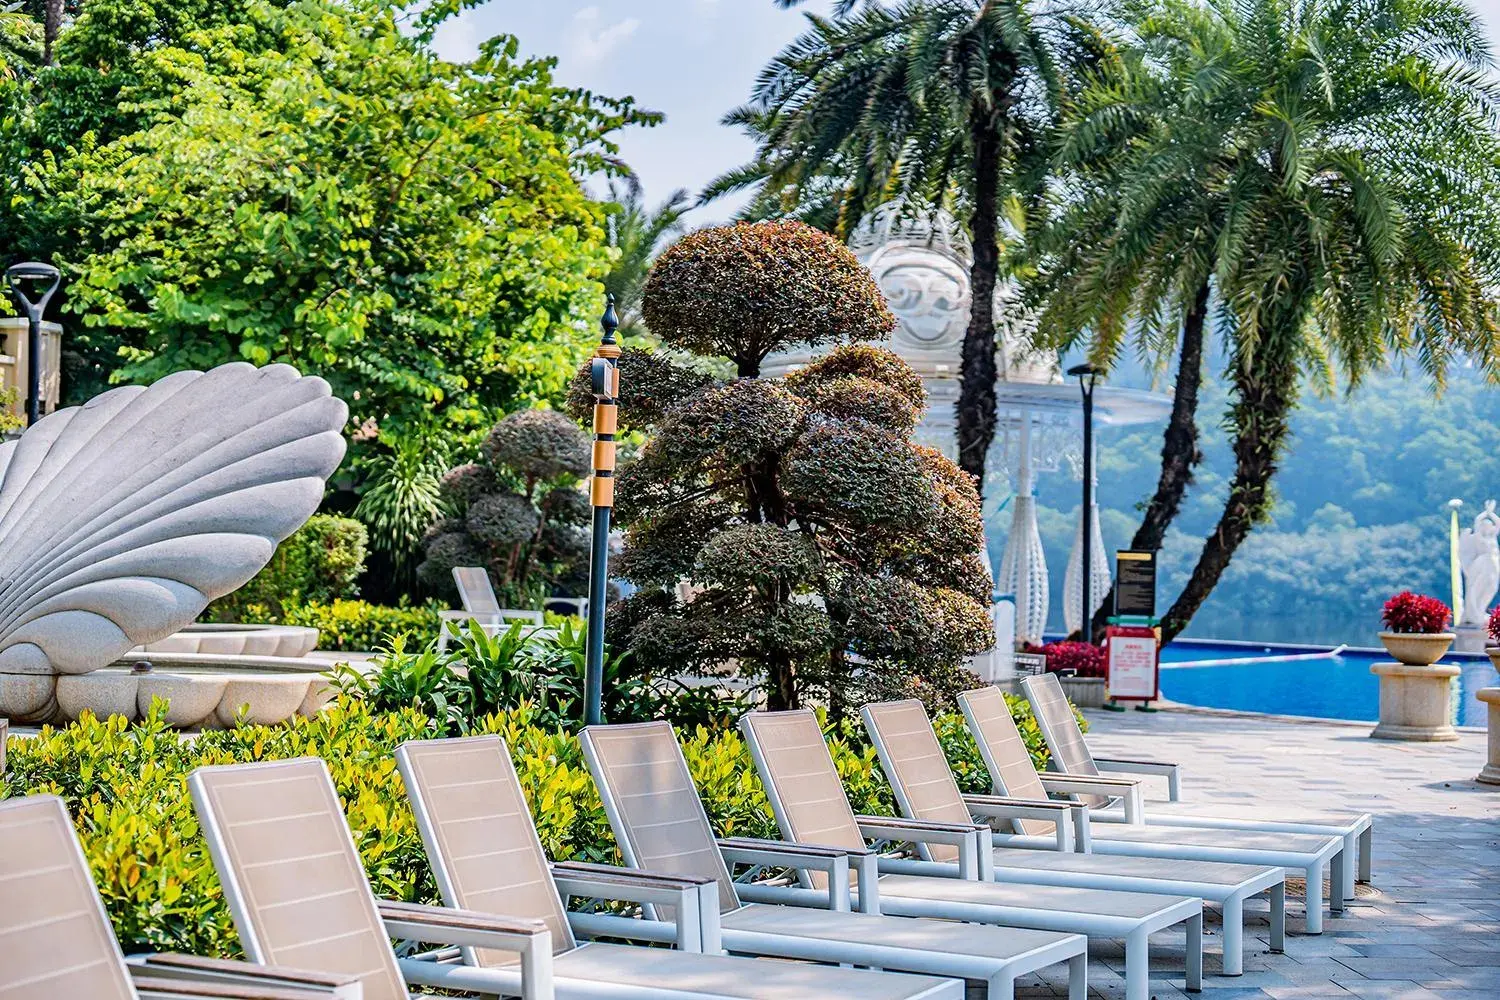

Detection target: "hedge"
[0, 694, 1059, 958]
[279, 599, 442, 651]
[205, 515, 368, 622]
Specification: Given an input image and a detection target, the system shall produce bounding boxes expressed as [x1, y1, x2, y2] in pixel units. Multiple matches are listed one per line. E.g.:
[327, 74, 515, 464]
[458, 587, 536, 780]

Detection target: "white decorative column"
[1064, 441, 1111, 635]
[998, 413, 1049, 644]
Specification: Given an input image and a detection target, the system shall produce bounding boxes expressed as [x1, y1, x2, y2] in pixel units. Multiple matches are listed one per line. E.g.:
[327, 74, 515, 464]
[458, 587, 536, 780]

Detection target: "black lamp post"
[6, 262, 61, 426]
[1067, 363, 1100, 639]
[583, 295, 622, 726]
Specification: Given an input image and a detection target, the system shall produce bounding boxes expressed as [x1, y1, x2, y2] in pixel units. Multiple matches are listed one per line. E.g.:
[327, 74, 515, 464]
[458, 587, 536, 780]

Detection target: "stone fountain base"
[1369, 661, 1461, 742]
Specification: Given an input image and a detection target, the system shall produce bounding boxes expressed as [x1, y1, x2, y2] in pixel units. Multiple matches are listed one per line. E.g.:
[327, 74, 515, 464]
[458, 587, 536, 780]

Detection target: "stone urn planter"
[1377, 631, 1455, 666]
[1477, 685, 1500, 785]
[1369, 661, 1461, 741]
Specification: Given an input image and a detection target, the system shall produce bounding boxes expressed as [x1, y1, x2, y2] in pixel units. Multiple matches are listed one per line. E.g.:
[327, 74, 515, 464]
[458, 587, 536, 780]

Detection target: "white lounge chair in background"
[438, 567, 544, 649]
[862, 699, 1287, 975]
[395, 734, 964, 1000]
[739, 709, 1206, 1000]
[0, 794, 362, 1000]
[579, 720, 1090, 1000]
[958, 684, 1348, 933]
[1017, 675, 1375, 891]
[190, 757, 558, 1000]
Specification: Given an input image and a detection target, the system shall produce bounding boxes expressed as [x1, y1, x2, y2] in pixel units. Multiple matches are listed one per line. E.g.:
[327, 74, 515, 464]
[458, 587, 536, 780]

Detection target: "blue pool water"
[1158, 639, 1498, 726]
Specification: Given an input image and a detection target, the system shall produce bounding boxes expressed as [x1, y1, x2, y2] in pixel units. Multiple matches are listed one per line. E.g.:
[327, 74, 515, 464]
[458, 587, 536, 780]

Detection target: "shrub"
[279, 599, 442, 651]
[641, 221, 896, 376]
[206, 515, 368, 622]
[0, 691, 1062, 956]
[1381, 591, 1451, 634]
[1026, 640, 1108, 678]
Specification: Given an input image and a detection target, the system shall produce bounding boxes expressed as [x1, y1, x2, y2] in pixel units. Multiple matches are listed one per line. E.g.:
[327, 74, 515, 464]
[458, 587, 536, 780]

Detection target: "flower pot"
[1369, 661, 1461, 741]
[1378, 631, 1455, 666]
[1488, 647, 1500, 672]
[1477, 687, 1500, 786]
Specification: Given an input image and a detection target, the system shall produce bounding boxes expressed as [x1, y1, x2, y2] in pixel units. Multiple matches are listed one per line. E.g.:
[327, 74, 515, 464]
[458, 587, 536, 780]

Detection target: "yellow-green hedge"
[0, 694, 1057, 957]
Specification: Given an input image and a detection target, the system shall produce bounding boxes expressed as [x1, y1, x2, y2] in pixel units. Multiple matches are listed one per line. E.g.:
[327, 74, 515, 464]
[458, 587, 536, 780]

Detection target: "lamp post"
[6, 262, 61, 426]
[1448, 498, 1464, 624]
[1067, 363, 1100, 638]
[583, 295, 622, 726]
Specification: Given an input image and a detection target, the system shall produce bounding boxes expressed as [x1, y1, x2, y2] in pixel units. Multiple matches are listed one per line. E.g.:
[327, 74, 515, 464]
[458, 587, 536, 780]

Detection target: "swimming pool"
[1157, 638, 1499, 726]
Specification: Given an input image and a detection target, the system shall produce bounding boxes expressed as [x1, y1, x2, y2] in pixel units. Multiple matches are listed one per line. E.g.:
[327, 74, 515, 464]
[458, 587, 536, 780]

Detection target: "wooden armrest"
[378, 899, 549, 940]
[718, 836, 869, 860]
[132, 975, 339, 1000]
[1040, 773, 1139, 789]
[552, 860, 714, 889]
[129, 956, 358, 999]
[856, 814, 985, 838]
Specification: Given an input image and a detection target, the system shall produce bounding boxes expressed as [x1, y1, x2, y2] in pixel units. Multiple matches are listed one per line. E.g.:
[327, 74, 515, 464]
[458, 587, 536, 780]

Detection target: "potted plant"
[1378, 591, 1454, 665]
[1488, 606, 1500, 671]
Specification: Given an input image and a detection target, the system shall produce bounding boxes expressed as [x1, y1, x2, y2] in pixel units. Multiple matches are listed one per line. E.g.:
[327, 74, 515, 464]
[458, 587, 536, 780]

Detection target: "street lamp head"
[1065, 363, 1100, 378]
[1448, 498, 1465, 510]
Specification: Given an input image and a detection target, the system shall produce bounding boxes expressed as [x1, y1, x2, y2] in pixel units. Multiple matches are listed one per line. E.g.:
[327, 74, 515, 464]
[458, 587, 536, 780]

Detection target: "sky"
[434, 0, 1500, 226]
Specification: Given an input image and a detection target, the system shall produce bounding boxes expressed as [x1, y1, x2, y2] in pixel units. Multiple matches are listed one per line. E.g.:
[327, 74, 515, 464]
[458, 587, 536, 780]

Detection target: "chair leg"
[1358, 825, 1373, 883]
[1186, 913, 1203, 992]
[1124, 930, 1149, 1000]
[1330, 853, 1349, 914]
[1304, 863, 1324, 934]
[1340, 835, 1357, 900]
[1067, 951, 1087, 1000]
[1269, 883, 1286, 953]
[984, 973, 1013, 1000]
[1222, 896, 1243, 976]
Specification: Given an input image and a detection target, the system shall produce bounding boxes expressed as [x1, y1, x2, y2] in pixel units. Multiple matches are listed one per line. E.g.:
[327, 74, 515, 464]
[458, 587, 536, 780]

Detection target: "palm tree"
[601, 178, 689, 340]
[1049, 0, 1500, 641]
[709, 0, 1089, 484]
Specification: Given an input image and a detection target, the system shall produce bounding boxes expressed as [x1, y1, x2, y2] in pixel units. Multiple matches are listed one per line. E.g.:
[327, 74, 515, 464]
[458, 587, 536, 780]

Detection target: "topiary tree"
[417, 409, 592, 607]
[581, 224, 991, 713]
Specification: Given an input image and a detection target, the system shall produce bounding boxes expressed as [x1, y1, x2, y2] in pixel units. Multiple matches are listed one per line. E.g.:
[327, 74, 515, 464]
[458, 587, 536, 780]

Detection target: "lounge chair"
[0, 794, 362, 1000]
[394, 734, 964, 1000]
[579, 720, 1090, 1000]
[959, 684, 1348, 932]
[862, 699, 1287, 975]
[438, 567, 544, 649]
[1018, 674, 1375, 891]
[739, 709, 1206, 1000]
[190, 757, 559, 1000]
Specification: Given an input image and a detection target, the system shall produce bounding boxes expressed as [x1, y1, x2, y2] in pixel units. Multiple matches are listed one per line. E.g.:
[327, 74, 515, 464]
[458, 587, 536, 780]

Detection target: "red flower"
[1381, 591, 1451, 635]
[1034, 640, 1107, 678]
[1487, 605, 1500, 646]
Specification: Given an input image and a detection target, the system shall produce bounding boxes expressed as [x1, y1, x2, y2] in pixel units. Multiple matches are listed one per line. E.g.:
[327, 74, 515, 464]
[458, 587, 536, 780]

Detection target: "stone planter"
[1055, 675, 1106, 709]
[1478, 687, 1500, 786]
[1378, 631, 1455, 666]
[1369, 661, 1461, 741]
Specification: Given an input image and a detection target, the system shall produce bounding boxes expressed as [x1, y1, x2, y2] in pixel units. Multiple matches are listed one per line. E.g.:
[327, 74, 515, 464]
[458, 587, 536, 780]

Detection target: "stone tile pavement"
[1012, 708, 1500, 1000]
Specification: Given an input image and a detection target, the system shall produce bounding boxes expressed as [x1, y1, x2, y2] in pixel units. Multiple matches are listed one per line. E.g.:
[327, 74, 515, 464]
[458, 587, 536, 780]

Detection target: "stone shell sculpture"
[0, 363, 347, 722]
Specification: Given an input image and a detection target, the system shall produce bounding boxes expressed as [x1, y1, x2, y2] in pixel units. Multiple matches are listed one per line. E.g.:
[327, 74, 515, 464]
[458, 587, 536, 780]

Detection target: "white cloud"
[563, 6, 641, 67]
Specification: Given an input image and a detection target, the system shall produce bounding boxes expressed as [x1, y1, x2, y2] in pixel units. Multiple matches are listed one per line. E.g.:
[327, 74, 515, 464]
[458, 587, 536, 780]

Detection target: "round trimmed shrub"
[483, 409, 590, 484]
[416, 531, 485, 590]
[694, 524, 818, 591]
[642, 220, 896, 375]
[781, 418, 932, 526]
[466, 492, 542, 547]
[784, 344, 925, 408]
[644, 379, 804, 471]
[439, 463, 498, 510]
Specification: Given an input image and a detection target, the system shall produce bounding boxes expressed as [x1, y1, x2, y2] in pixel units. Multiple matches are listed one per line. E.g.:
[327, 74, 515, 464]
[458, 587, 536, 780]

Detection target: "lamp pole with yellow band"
[583, 295, 621, 726]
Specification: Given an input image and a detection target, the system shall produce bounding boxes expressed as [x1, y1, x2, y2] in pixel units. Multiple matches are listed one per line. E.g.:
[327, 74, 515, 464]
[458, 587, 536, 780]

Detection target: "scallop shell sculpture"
[0, 363, 347, 723]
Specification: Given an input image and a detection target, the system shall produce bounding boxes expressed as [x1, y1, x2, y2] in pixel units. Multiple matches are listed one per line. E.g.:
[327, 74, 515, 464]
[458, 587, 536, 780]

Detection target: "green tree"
[602, 178, 689, 340]
[589, 221, 993, 714]
[1054, 0, 1500, 641]
[712, 0, 1078, 483]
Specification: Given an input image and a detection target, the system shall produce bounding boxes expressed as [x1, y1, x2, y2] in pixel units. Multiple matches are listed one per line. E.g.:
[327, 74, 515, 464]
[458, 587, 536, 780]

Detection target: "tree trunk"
[1084, 279, 1210, 642]
[956, 110, 1002, 489]
[43, 0, 62, 65]
[1159, 324, 1299, 642]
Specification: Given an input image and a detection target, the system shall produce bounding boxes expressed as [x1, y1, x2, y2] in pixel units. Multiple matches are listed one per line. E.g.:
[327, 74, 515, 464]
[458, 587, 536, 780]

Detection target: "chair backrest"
[0, 795, 138, 1000]
[956, 686, 1056, 837]
[396, 735, 576, 966]
[579, 722, 741, 914]
[738, 710, 865, 890]
[860, 700, 976, 864]
[189, 759, 408, 1000]
[452, 566, 501, 616]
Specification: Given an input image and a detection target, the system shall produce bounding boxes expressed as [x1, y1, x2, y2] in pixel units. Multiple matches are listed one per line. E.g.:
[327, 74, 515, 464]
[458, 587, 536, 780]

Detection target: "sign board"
[1113, 549, 1158, 618]
[1013, 652, 1047, 676]
[1105, 624, 1159, 702]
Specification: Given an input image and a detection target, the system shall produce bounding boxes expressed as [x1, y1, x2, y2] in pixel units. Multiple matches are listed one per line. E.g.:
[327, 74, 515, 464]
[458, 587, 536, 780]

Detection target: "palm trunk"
[1084, 279, 1210, 642]
[956, 110, 1002, 488]
[43, 0, 61, 65]
[1160, 326, 1298, 642]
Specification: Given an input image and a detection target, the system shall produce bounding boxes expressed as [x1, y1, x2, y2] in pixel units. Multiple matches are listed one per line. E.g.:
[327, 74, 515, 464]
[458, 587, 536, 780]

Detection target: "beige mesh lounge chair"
[438, 568, 544, 649]
[960, 684, 1348, 933]
[862, 699, 1287, 976]
[739, 710, 1206, 1000]
[189, 757, 558, 1000]
[579, 720, 1089, 1000]
[395, 734, 963, 1000]
[0, 794, 362, 1000]
[1018, 674, 1375, 892]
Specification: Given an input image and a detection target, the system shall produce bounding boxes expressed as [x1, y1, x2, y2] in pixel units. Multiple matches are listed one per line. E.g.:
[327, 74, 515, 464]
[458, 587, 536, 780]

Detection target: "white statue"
[1459, 500, 1500, 625]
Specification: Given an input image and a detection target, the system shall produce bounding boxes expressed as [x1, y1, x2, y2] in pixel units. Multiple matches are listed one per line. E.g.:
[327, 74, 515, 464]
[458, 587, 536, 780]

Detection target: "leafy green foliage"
[0, 691, 1057, 956]
[277, 599, 441, 652]
[353, 434, 450, 585]
[417, 408, 591, 606]
[205, 515, 367, 622]
[601, 179, 690, 339]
